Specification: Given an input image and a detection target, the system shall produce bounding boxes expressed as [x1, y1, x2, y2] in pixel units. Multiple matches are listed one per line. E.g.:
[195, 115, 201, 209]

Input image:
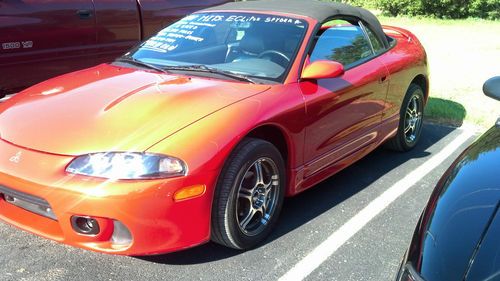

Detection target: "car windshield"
[127, 12, 308, 83]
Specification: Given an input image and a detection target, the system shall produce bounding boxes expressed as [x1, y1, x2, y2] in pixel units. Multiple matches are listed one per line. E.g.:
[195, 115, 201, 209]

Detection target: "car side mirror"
[301, 60, 344, 80]
[483, 76, 500, 101]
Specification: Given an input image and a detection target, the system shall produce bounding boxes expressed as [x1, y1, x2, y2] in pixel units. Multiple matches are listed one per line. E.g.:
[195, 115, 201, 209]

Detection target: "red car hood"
[0, 64, 270, 155]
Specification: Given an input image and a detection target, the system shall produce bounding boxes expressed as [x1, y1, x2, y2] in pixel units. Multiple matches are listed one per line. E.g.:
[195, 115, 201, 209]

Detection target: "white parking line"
[278, 130, 473, 281]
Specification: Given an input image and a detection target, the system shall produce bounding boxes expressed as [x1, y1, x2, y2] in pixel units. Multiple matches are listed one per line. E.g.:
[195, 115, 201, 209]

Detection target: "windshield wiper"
[115, 56, 170, 74]
[162, 65, 257, 84]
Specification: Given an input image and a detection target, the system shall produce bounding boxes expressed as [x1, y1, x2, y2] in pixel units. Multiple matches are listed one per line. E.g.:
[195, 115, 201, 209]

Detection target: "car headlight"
[66, 152, 187, 179]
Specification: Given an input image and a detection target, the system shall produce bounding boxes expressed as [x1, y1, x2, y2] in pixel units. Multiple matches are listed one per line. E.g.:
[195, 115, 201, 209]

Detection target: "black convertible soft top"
[202, 0, 389, 48]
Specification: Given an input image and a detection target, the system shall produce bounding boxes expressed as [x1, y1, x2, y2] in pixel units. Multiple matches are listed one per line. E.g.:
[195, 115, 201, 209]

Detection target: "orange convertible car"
[0, 0, 428, 255]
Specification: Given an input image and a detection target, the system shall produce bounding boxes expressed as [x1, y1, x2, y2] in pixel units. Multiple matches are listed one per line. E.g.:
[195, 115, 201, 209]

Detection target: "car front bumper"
[0, 139, 218, 255]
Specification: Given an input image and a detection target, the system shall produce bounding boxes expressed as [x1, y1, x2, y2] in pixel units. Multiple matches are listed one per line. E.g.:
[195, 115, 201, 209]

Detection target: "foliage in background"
[337, 0, 500, 19]
[376, 16, 500, 129]
[339, 0, 378, 8]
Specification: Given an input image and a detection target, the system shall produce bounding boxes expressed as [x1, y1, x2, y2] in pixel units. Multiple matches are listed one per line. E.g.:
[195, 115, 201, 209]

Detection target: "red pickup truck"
[0, 0, 231, 97]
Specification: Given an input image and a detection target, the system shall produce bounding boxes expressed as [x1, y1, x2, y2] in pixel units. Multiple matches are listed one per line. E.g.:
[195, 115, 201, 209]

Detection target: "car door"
[0, 0, 96, 94]
[301, 19, 389, 178]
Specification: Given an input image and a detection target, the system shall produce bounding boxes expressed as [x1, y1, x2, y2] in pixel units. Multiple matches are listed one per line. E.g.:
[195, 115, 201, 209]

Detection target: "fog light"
[71, 216, 100, 235]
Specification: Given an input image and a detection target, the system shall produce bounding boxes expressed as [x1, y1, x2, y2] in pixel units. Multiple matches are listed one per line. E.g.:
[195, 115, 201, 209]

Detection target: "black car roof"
[202, 0, 389, 47]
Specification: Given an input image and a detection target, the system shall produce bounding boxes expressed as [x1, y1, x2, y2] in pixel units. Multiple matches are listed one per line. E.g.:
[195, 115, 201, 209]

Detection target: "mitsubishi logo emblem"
[9, 151, 22, 163]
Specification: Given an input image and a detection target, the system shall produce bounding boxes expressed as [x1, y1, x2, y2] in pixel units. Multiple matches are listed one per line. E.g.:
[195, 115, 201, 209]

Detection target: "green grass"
[379, 16, 500, 130]
[424, 97, 467, 126]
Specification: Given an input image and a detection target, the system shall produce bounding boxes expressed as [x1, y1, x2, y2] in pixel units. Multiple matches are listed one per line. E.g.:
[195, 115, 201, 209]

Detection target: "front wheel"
[211, 138, 285, 250]
[386, 83, 425, 151]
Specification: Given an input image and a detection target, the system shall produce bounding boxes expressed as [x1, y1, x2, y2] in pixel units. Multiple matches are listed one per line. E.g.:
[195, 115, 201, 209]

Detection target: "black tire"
[211, 138, 285, 250]
[386, 83, 425, 152]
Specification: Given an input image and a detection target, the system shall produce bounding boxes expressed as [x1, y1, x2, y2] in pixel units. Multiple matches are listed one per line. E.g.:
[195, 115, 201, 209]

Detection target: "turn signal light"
[173, 185, 206, 202]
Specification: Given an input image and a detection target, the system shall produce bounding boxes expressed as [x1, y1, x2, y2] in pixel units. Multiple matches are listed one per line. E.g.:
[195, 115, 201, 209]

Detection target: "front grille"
[0, 184, 57, 220]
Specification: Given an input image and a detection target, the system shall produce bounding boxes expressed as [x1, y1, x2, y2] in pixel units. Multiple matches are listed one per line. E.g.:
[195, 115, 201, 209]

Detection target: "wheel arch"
[210, 124, 292, 249]
[245, 124, 291, 171]
[411, 74, 429, 104]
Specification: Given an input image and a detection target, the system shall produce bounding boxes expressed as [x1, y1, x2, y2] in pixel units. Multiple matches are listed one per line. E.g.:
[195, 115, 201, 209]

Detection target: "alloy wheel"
[404, 94, 423, 144]
[236, 158, 280, 236]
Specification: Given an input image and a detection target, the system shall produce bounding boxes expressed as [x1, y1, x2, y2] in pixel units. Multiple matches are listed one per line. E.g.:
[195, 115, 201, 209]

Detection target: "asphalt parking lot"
[0, 121, 475, 281]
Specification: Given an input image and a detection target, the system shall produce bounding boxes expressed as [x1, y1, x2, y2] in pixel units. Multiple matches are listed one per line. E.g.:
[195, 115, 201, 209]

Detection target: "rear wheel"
[211, 138, 285, 250]
[386, 83, 425, 151]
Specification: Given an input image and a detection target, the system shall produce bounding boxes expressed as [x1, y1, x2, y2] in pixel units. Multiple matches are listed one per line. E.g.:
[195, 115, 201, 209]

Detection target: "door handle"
[76, 9, 93, 19]
[379, 76, 387, 84]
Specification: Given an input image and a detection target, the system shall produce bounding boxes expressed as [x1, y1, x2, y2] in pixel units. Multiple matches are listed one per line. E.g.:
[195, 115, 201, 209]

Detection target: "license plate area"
[0, 185, 57, 220]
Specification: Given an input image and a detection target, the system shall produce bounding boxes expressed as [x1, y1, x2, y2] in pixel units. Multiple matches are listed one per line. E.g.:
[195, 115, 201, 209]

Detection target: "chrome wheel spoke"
[254, 161, 264, 187]
[240, 207, 257, 230]
[416, 112, 422, 126]
[406, 107, 414, 117]
[263, 182, 272, 193]
[404, 125, 412, 134]
[412, 97, 418, 113]
[264, 175, 279, 193]
[238, 187, 253, 202]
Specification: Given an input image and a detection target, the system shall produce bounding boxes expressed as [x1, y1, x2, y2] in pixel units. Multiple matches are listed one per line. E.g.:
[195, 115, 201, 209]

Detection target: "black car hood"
[408, 126, 500, 281]
[466, 205, 500, 280]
